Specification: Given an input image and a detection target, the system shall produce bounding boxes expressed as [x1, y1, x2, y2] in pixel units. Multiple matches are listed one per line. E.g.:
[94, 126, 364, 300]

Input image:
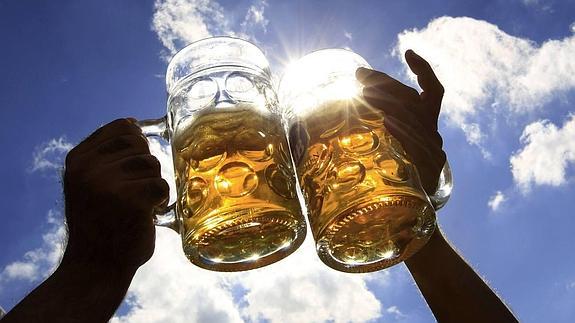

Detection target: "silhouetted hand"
[3, 118, 170, 323]
[63, 118, 169, 274]
[356, 49, 446, 195]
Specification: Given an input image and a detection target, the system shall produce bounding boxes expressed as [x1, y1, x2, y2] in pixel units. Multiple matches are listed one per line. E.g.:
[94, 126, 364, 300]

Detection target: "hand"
[62, 118, 169, 275]
[356, 50, 446, 195]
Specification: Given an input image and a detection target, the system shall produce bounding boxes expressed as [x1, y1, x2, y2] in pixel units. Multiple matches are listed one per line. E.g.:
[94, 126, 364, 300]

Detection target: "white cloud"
[386, 305, 406, 319]
[151, 0, 271, 59]
[241, 0, 269, 34]
[238, 240, 381, 323]
[510, 114, 575, 192]
[0, 210, 66, 287]
[29, 137, 73, 174]
[113, 229, 383, 323]
[395, 16, 575, 152]
[344, 31, 353, 41]
[111, 228, 244, 323]
[151, 0, 234, 55]
[488, 191, 507, 211]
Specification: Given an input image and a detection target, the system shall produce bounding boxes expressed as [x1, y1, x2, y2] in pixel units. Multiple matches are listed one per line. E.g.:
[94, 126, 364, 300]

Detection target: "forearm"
[405, 228, 518, 323]
[2, 260, 134, 323]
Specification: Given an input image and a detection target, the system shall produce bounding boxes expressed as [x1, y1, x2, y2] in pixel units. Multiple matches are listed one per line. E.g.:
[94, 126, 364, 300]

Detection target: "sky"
[1, 0, 575, 322]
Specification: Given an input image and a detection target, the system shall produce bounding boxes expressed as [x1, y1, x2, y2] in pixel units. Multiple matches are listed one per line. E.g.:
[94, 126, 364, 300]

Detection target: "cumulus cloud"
[29, 137, 73, 174]
[510, 114, 575, 192]
[151, 0, 234, 55]
[386, 305, 406, 319]
[344, 31, 353, 41]
[488, 191, 507, 211]
[151, 0, 270, 58]
[238, 240, 381, 323]
[395, 16, 575, 152]
[112, 229, 383, 323]
[0, 210, 65, 288]
[241, 0, 269, 34]
[111, 229, 244, 323]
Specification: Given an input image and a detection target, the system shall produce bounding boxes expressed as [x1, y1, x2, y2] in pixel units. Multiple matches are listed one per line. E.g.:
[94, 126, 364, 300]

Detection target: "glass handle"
[429, 159, 453, 210]
[136, 116, 179, 232]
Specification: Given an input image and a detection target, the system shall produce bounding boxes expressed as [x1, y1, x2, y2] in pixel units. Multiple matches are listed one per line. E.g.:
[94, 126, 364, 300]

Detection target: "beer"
[289, 98, 436, 272]
[169, 83, 306, 272]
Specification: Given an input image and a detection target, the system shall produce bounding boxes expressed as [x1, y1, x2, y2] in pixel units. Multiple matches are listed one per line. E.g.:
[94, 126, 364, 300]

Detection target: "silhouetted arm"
[405, 228, 518, 322]
[2, 260, 133, 323]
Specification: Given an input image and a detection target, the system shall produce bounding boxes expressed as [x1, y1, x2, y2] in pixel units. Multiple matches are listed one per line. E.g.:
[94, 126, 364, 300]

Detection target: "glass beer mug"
[279, 49, 452, 273]
[139, 37, 307, 271]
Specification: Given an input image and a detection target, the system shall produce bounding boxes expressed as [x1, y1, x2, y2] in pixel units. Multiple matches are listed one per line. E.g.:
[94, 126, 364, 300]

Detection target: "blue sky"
[1, 0, 575, 322]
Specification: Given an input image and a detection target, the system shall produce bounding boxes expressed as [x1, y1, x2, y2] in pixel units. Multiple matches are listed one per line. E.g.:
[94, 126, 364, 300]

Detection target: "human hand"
[62, 118, 169, 275]
[356, 50, 446, 195]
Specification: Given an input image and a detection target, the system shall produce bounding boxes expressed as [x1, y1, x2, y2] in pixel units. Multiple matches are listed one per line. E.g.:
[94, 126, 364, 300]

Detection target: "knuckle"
[149, 156, 162, 173]
[408, 87, 420, 99]
[110, 118, 132, 128]
[110, 118, 141, 134]
[65, 150, 76, 168]
[131, 135, 150, 152]
[154, 178, 170, 195]
[437, 83, 445, 96]
[122, 155, 156, 173]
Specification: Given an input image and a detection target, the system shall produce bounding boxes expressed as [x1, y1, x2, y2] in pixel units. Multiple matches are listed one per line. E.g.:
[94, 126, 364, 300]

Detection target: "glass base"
[316, 195, 435, 273]
[183, 208, 306, 271]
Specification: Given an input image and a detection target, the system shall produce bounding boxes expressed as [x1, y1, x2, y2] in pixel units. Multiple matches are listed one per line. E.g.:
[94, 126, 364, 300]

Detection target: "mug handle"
[429, 159, 453, 210]
[137, 116, 179, 232]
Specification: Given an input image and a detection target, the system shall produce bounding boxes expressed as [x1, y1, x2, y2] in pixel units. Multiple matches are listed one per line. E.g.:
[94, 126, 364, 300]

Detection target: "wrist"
[405, 225, 445, 270]
[58, 251, 137, 286]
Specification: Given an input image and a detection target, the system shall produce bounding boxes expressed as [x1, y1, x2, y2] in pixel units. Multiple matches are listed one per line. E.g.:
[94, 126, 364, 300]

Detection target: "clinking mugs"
[140, 37, 451, 273]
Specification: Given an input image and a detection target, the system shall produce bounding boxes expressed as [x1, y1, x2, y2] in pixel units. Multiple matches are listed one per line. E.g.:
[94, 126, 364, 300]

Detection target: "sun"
[278, 48, 370, 119]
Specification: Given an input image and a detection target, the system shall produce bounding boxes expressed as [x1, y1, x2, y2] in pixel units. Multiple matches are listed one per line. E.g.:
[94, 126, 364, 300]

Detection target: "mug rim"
[166, 36, 270, 93]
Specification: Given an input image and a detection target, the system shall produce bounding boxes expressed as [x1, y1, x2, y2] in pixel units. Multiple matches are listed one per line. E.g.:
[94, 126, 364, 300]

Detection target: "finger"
[366, 96, 443, 148]
[95, 154, 162, 181]
[70, 134, 150, 170]
[384, 116, 445, 193]
[121, 177, 170, 209]
[384, 116, 441, 156]
[404, 50, 444, 117]
[356, 67, 420, 104]
[362, 87, 420, 122]
[72, 118, 143, 156]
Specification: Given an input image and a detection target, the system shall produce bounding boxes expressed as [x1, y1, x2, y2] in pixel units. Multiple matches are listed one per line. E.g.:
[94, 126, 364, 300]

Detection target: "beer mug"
[279, 49, 452, 273]
[139, 37, 307, 271]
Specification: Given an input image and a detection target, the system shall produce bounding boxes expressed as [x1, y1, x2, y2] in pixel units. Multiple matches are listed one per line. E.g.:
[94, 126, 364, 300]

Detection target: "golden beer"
[289, 98, 436, 272]
[172, 98, 306, 271]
